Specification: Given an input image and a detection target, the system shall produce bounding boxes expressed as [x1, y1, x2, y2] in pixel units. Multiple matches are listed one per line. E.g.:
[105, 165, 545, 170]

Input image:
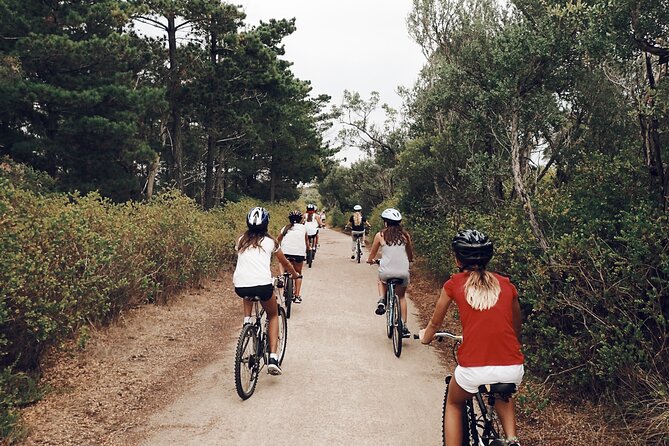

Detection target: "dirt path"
[19, 229, 449, 445]
[131, 228, 447, 445]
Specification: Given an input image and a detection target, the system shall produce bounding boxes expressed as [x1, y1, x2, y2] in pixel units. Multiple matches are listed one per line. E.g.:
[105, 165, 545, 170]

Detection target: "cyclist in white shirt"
[277, 210, 308, 303]
[302, 203, 323, 252]
[233, 207, 299, 376]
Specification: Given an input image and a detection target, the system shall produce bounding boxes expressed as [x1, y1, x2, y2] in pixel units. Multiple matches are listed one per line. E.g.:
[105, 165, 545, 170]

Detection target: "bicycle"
[233, 293, 288, 400]
[372, 260, 406, 357]
[276, 271, 300, 319]
[306, 234, 317, 268]
[353, 232, 363, 263]
[415, 332, 517, 446]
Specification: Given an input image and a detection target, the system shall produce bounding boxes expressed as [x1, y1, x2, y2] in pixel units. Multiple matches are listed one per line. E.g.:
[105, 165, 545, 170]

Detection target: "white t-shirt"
[280, 224, 307, 256]
[304, 216, 319, 236]
[233, 236, 276, 288]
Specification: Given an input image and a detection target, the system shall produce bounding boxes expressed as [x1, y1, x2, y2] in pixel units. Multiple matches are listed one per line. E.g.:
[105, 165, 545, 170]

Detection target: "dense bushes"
[0, 167, 297, 440]
[404, 154, 669, 440]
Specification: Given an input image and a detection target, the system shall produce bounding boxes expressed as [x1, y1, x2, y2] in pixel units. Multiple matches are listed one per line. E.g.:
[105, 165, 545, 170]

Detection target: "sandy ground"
[132, 228, 448, 445]
[17, 228, 628, 446]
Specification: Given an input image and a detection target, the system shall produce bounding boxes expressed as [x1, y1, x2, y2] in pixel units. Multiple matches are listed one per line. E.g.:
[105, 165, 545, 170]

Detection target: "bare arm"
[366, 232, 382, 264]
[275, 249, 299, 279]
[405, 233, 415, 262]
[277, 226, 286, 244]
[421, 287, 453, 344]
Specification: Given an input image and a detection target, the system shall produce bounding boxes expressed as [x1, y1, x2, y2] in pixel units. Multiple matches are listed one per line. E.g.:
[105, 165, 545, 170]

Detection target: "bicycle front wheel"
[277, 305, 288, 365]
[234, 324, 259, 400]
[283, 277, 293, 319]
[391, 295, 402, 357]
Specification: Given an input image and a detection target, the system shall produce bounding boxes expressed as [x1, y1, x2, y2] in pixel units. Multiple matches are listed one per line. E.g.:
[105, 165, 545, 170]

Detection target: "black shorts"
[285, 255, 305, 264]
[235, 284, 274, 302]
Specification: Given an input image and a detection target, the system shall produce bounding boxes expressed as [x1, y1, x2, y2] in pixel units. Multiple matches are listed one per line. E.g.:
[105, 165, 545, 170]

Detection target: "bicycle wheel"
[386, 288, 393, 339]
[356, 239, 361, 263]
[442, 376, 471, 446]
[234, 324, 259, 400]
[283, 276, 293, 319]
[473, 393, 506, 445]
[391, 294, 402, 357]
[463, 399, 479, 446]
[307, 249, 312, 268]
[277, 305, 288, 365]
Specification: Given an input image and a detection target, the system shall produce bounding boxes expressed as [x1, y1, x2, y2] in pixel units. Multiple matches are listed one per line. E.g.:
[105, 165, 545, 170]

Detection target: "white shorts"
[454, 364, 524, 394]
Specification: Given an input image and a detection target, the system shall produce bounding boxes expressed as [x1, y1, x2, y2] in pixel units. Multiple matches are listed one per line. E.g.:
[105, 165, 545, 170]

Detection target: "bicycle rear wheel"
[473, 393, 506, 445]
[391, 294, 402, 357]
[306, 248, 312, 268]
[386, 288, 393, 339]
[277, 305, 288, 365]
[234, 324, 259, 400]
[442, 376, 471, 446]
[356, 239, 361, 263]
[283, 276, 293, 319]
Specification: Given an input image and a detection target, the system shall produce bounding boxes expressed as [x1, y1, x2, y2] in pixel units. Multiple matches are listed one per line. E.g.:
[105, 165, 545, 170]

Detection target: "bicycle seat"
[385, 278, 404, 285]
[478, 383, 517, 395]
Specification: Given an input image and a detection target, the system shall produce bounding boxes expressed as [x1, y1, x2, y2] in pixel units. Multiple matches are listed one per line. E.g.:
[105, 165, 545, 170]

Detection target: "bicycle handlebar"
[412, 332, 463, 342]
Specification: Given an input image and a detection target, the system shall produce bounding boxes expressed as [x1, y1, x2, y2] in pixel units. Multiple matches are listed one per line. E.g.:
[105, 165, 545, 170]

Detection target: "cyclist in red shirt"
[420, 229, 523, 446]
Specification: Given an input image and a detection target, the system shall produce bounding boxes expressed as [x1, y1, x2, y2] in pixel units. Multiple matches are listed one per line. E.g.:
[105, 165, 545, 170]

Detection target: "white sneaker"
[268, 357, 282, 375]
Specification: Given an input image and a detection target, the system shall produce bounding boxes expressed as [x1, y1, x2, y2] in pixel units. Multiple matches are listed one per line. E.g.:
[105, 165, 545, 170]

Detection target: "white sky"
[235, 1, 426, 163]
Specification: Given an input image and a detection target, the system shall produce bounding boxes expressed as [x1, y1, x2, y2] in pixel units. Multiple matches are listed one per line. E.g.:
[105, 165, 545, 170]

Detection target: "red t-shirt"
[443, 272, 524, 367]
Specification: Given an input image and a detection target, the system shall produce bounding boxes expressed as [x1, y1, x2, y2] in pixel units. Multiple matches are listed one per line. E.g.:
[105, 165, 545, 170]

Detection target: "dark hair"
[237, 229, 277, 253]
[382, 224, 409, 246]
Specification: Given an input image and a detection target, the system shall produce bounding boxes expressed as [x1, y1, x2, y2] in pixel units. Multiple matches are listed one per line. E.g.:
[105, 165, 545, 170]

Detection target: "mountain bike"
[233, 295, 288, 400]
[276, 272, 299, 319]
[306, 234, 317, 268]
[415, 332, 517, 446]
[353, 233, 363, 263]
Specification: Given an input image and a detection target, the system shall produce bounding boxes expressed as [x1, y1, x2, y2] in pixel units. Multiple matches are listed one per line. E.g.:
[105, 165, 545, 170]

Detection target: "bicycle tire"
[307, 249, 312, 268]
[277, 305, 288, 365]
[283, 276, 293, 319]
[234, 324, 259, 400]
[473, 392, 506, 445]
[386, 287, 393, 339]
[356, 239, 361, 263]
[442, 376, 471, 446]
[391, 294, 402, 357]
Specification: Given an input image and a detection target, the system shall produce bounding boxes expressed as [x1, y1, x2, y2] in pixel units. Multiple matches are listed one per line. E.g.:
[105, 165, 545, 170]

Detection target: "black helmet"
[306, 203, 316, 212]
[452, 229, 493, 267]
[247, 206, 269, 231]
[288, 210, 302, 223]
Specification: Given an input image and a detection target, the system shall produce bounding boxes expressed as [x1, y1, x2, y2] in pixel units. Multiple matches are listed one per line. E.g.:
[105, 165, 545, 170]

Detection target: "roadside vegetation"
[321, 1, 669, 442]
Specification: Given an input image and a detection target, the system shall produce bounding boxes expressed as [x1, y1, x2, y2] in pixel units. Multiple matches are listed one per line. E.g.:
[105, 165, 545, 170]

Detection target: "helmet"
[451, 229, 493, 267]
[247, 207, 269, 230]
[381, 208, 402, 222]
[288, 210, 302, 223]
[353, 204, 362, 211]
[306, 203, 316, 212]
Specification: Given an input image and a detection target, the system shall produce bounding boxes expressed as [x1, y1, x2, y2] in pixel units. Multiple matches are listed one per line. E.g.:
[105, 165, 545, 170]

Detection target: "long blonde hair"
[464, 266, 500, 311]
[353, 211, 362, 226]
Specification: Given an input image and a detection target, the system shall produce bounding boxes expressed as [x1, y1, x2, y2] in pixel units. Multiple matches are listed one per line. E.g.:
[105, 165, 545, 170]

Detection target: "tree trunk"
[214, 147, 225, 205]
[145, 152, 160, 200]
[167, 14, 183, 191]
[510, 109, 550, 255]
[204, 134, 217, 209]
[269, 142, 277, 203]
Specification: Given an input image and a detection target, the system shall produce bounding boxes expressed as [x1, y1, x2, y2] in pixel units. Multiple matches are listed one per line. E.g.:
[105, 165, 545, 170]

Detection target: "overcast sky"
[236, 0, 426, 162]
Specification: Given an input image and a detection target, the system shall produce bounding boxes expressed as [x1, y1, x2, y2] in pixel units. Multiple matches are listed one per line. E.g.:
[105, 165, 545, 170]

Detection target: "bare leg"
[294, 262, 303, 296]
[445, 377, 474, 446]
[260, 298, 279, 353]
[243, 299, 253, 318]
[495, 397, 517, 439]
[396, 285, 408, 322]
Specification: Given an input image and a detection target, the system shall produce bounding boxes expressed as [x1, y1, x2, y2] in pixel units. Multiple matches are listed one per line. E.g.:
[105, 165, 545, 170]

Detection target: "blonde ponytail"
[353, 211, 362, 226]
[464, 268, 500, 310]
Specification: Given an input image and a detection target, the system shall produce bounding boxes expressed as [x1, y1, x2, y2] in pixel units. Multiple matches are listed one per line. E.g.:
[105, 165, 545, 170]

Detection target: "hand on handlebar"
[366, 258, 379, 265]
[418, 328, 433, 344]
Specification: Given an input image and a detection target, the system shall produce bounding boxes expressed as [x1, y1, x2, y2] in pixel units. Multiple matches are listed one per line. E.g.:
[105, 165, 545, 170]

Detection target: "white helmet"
[247, 206, 269, 229]
[381, 208, 402, 222]
[353, 204, 362, 211]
